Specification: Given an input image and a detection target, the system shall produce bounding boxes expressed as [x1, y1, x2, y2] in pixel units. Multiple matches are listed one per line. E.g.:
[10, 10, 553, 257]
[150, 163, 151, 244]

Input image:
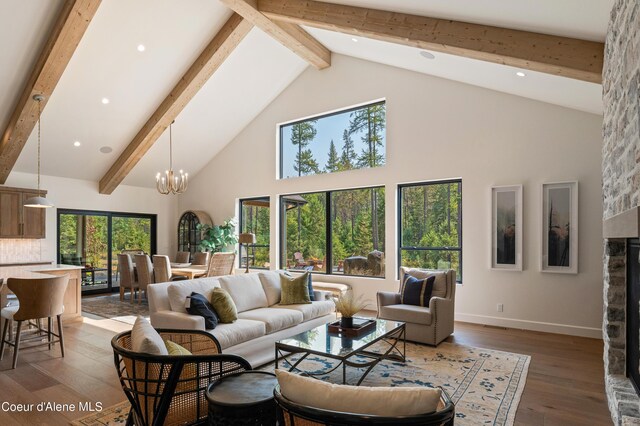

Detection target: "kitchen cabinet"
[0, 186, 47, 239]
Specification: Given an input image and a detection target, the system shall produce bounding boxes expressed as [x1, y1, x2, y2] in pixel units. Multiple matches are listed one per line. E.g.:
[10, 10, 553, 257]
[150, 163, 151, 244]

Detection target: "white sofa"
[147, 271, 335, 367]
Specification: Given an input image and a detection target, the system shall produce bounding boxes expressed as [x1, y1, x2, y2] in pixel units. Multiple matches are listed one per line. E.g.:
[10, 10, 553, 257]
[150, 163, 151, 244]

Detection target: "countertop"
[0, 264, 83, 280]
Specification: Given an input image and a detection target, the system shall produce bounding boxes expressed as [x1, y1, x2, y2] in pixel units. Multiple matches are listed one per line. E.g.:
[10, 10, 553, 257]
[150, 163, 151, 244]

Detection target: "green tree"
[325, 140, 340, 173]
[340, 129, 357, 171]
[349, 103, 386, 169]
[290, 121, 320, 175]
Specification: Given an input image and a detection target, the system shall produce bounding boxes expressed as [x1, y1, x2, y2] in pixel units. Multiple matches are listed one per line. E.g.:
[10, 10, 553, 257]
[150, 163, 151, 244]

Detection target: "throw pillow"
[210, 287, 238, 323]
[279, 272, 311, 305]
[282, 270, 315, 301]
[401, 275, 436, 307]
[131, 316, 168, 355]
[164, 340, 192, 356]
[275, 370, 441, 416]
[186, 292, 219, 330]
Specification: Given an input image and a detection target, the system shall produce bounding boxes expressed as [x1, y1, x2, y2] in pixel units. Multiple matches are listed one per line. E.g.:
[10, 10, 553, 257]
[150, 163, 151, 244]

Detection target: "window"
[239, 197, 271, 269]
[279, 100, 386, 179]
[280, 186, 385, 278]
[398, 180, 462, 281]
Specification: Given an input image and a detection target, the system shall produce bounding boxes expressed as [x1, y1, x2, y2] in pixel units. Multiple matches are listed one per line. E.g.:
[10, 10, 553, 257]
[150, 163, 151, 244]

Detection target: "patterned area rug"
[70, 401, 129, 425]
[82, 293, 148, 324]
[71, 342, 529, 426]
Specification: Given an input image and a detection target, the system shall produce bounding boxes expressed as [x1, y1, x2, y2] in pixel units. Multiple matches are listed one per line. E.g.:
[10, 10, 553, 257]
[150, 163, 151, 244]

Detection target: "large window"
[280, 186, 385, 278]
[57, 209, 156, 294]
[398, 180, 462, 281]
[239, 197, 270, 269]
[279, 100, 386, 179]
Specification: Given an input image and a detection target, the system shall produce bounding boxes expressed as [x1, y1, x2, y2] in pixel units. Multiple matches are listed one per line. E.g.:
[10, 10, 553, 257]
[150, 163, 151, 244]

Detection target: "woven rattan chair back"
[136, 254, 155, 289]
[274, 386, 455, 426]
[206, 252, 236, 277]
[112, 329, 251, 426]
[152, 255, 172, 283]
[175, 251, 190, 263]
[192, 252, 210, 266]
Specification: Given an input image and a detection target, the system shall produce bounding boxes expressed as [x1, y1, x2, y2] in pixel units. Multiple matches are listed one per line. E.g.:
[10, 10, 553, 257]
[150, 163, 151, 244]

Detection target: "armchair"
[377, 268, 456, 346]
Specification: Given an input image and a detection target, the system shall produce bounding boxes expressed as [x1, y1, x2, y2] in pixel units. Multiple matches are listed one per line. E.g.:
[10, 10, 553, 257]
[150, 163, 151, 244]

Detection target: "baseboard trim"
[455, 313, 602, 339]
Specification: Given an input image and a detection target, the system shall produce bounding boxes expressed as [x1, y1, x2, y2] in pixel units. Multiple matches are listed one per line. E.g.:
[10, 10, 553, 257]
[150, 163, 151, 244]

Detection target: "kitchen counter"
[0, 264, 84, 321]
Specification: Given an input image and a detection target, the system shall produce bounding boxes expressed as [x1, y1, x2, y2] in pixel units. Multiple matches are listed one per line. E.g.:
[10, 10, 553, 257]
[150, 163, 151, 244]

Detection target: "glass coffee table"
[275, 319, 405, 386]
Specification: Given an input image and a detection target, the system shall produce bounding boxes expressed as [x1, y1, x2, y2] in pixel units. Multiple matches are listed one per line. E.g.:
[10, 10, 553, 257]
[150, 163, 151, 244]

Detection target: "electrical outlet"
[497, 303, 504, 312]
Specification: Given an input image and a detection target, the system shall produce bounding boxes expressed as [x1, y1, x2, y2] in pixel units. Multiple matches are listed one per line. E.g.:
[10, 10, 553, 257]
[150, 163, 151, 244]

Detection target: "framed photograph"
[491, 185, 523, 271]
[541, 182, 578, 274]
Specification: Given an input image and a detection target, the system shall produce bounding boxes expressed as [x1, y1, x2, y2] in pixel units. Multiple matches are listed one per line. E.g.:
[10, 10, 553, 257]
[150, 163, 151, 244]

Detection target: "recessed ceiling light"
[73, 141, 81, 147]
[351, 37, 358, 42]
[419, 51, 435, 60]
[516, 71, 526, 77]
[137, 44, 145, 52]
[101, 97, 110, 104]
[99, 146, 113, 154]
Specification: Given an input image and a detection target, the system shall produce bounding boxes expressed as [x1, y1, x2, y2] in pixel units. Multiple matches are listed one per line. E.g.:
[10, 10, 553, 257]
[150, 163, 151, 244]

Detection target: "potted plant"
[334, 291, 368, 328]
[197, 218, 239, 253]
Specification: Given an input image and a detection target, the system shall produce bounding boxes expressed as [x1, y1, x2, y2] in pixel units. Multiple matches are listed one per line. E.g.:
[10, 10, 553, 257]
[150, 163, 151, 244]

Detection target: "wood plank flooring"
[0, 316, 612, 425]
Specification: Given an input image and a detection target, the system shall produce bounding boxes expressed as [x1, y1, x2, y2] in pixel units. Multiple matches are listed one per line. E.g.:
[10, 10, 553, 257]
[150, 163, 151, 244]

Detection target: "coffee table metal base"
[275, 324, 405, 386]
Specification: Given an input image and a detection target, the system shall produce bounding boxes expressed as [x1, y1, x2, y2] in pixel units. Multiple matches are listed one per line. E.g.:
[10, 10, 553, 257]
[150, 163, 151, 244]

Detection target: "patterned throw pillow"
[210, 287, 238, 323]
[401, 275, 436, 307]
[282, 270, 315, 301]
[279, 272, 311, 305]
[186, 292, 219, 330]
[164, 340, 192, 356]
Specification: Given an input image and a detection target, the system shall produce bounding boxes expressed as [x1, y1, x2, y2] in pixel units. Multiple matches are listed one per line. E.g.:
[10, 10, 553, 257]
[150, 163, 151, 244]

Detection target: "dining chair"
[192, 251, 210, 266]
[0, 275, 68, 369]
[118, 254, 140, 303]
[175, 251, 190, 263]
[206, 252, 236, 277]
[153, 255, 188, 282]
[135, 254, 155, 304]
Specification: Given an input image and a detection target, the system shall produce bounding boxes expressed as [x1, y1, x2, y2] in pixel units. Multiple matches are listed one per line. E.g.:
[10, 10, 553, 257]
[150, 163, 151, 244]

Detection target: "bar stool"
[0, 275, 68, 369]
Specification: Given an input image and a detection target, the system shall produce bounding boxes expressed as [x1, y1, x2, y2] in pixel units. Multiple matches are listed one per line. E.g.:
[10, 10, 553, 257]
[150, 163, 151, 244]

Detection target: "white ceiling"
[2, 0, 612, 188]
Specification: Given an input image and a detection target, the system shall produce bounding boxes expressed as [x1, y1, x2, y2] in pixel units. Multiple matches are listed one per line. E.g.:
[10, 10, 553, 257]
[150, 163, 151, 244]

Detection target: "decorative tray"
[328, 318, 376, 337]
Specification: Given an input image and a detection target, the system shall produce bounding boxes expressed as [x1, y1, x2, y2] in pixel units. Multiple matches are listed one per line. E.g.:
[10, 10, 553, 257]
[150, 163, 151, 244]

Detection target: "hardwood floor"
[0, 317, 611, 425]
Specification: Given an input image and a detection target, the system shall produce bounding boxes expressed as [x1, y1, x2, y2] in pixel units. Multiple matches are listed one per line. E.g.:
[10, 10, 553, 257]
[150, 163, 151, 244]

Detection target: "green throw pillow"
[210, 288, 237, 323]
[164, 340, 192, 356]
[280, 272, 312, 305]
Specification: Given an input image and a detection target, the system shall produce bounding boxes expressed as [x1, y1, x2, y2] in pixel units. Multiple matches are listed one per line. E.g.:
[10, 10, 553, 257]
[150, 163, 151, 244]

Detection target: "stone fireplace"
[602, 0, 640, 424]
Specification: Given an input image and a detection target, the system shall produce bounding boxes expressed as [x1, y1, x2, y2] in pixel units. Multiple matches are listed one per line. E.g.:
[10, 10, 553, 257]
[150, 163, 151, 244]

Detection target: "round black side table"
[206, 371, 277, 426]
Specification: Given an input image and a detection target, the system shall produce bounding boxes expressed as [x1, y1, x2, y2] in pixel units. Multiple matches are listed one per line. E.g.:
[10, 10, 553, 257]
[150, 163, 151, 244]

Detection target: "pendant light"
[156, 120, 188, 194]
[24, 95, 54, 208]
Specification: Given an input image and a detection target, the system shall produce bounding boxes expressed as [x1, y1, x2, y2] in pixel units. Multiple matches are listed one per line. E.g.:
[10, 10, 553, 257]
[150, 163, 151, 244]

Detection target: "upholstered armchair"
[377, 268, 456, 346]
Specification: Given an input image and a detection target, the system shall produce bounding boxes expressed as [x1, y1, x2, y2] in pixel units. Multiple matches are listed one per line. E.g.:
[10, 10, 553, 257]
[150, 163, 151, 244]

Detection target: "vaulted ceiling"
[0, 0, 612, 191]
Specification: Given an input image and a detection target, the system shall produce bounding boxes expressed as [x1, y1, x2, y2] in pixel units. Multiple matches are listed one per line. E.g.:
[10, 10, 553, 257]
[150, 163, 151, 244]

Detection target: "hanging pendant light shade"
[156, 120, 188, 195]
[24, 95, 53, 208]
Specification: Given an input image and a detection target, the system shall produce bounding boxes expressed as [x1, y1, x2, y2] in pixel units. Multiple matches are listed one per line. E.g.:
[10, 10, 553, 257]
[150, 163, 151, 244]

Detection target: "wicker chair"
[135, 254, 155, 304]
[119, 253, 140, 302]
[153, 255, 188, 283]
[274, 385, 455, 426]
[192, 252, 210, 266]
[112, 329, 251, 426]
[206, 252, 236, 277]
[176, 251, 190, 264]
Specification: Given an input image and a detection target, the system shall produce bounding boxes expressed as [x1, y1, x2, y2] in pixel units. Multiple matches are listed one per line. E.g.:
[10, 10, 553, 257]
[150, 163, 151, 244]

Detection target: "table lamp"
[238, 233, 256, 273]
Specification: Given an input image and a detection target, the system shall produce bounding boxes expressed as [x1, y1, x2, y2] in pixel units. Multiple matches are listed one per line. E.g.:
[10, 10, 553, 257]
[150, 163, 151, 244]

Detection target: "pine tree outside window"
[279, 100, 386, 179]
[239, 197, 270, 269]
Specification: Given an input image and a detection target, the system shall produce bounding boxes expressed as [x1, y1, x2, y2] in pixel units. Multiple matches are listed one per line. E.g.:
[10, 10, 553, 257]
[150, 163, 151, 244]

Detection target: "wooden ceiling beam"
[257, 0, 604, 83]
[98, 13, 253, 194]
[0, 0, 102, 183]
[219, 0, 330, 69]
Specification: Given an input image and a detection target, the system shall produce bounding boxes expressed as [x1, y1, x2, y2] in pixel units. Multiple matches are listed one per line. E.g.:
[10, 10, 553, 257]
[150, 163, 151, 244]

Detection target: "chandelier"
[156, 121, 188, 194]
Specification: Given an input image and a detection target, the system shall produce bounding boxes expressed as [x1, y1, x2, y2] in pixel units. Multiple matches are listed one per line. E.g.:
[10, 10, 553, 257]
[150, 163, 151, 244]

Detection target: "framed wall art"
[541, 181, 578, 274]
[491, 185, 523, 271]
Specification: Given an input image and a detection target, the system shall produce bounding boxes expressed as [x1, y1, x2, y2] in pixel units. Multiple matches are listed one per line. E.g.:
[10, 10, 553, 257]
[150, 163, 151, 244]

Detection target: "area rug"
[71, 342, 529, 426]
[82, 293, 148, 324]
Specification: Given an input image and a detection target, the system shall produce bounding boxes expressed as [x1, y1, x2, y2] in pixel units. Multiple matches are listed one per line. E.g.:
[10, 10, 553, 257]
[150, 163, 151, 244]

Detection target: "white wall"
[179, 55, 604, 338]
[3, 171, 178, 263]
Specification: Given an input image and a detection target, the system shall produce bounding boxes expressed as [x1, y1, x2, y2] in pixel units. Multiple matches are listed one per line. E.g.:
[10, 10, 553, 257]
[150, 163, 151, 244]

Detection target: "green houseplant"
[197, 218, 238, 253]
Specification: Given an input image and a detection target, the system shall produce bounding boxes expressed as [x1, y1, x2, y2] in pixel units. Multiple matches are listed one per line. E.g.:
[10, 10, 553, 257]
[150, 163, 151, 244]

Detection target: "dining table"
[171, 265, 208, 280]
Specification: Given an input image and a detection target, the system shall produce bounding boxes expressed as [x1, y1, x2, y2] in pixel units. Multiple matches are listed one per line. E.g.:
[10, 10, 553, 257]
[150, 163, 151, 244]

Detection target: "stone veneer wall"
[603, 0, 640, 424]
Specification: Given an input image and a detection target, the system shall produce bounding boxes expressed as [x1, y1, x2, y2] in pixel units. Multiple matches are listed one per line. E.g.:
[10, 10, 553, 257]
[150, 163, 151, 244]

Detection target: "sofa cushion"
[167, 277, 221, 313]
[275, 300, 335, 321]
[400, 268, 448, 299]
[210, 288, 238, 323]
[280, 272, 311, 305]
[258, 271, 282, 306]
[131, 316, 168, 355]
[219, 274, 268, 313]
[276, 370, 441, 416]
[209, 319, 266, 349]
[238, 308, 304, 334]
[378, 304, 433, 326]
